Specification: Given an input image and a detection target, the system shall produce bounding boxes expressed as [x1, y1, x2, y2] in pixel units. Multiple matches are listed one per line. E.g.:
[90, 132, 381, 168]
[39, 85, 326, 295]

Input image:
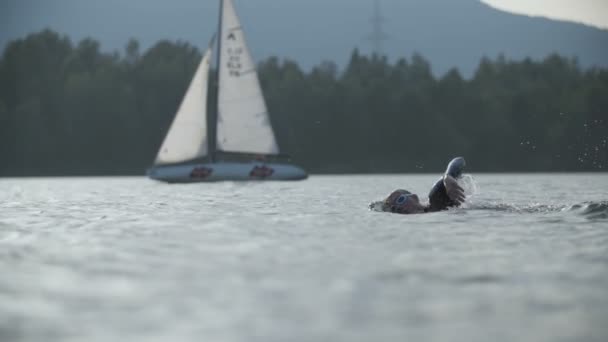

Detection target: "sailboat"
[147, 0, 307, 183]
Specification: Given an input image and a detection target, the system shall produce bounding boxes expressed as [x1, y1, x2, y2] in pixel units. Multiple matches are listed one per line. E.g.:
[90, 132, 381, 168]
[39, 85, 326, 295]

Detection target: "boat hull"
[147, 162, 308, 183]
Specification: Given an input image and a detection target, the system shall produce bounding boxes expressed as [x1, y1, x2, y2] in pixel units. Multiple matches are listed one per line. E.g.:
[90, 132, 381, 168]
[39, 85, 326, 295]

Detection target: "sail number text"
[226, 47, 243, 77]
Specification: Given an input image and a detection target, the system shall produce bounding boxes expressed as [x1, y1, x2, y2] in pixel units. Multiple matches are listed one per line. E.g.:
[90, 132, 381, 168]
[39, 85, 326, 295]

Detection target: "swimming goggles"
[393, 193, 414, 206]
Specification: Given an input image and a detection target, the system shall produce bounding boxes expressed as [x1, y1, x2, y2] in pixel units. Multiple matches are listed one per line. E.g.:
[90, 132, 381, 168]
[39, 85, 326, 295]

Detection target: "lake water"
[1, 174, 607, 342]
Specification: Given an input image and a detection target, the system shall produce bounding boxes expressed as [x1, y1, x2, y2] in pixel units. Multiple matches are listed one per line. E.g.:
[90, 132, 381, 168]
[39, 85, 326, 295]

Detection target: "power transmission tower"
[366, 0, 389, 55]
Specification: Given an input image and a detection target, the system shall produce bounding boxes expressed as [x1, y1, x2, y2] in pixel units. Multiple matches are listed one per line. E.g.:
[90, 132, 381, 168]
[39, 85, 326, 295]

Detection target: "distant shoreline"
[1, 30, 606, 176]
[2, 171, 607, 178]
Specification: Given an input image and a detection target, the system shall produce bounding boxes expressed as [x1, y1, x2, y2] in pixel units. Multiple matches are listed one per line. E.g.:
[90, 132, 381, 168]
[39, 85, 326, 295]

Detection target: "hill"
[2, 0, 607, 75]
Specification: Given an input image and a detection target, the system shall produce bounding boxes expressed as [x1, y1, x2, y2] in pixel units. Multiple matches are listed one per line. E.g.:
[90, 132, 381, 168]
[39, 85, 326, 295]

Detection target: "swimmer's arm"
[443, 175, 465, 205]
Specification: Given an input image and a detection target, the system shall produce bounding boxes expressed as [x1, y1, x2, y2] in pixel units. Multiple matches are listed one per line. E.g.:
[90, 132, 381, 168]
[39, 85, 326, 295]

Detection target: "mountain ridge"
[2, 0, 607, 75]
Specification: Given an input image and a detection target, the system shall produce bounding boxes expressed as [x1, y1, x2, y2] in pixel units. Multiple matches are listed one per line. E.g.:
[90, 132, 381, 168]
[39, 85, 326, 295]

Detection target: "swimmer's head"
[383, 189, 426, 214]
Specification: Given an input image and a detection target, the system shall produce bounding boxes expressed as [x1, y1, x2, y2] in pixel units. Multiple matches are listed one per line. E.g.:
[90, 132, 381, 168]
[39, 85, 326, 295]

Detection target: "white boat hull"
[147, 162, 307, 183]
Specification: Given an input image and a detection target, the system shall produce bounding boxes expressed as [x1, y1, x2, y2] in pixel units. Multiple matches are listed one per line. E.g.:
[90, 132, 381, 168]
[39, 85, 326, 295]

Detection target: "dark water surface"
[1, 174, 607, 342]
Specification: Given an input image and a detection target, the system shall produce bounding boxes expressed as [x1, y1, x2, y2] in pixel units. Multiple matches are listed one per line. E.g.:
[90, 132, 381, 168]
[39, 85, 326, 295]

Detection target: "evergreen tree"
[0, 30, 606, 175]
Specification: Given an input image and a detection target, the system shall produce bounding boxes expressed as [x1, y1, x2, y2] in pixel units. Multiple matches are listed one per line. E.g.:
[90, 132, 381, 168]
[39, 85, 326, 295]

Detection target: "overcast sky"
[482, 0, 608, 29]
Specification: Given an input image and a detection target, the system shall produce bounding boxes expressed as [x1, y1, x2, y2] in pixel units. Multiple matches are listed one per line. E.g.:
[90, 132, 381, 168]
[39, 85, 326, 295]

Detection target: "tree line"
[0, 29, 606, 175]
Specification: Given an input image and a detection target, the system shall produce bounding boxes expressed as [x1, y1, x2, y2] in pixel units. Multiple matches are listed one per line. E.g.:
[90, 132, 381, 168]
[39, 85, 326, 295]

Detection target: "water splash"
[468, 201, 608, 220]
[369, 201, 385, 212]
[371, 197, 608, 220]
[458, 174, 478, 197]
[467, 202, 565, 213]
[568, 201, 608, 219]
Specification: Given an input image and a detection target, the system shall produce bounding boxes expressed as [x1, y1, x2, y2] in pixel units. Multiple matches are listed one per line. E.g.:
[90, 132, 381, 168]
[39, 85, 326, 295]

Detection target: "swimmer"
[382, 157, 466, 214]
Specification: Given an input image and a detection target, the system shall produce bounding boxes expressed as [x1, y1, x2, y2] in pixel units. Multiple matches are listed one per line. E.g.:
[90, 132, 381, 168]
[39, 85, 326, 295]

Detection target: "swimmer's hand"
[443, 175, 465, 205]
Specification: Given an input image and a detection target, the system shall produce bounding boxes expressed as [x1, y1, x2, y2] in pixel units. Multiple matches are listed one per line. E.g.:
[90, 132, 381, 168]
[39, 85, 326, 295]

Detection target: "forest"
[0, 29, 606, 175]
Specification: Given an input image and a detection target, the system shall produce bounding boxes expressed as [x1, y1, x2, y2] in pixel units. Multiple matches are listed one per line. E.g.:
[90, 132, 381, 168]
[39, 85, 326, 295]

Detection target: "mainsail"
[216, 0, 280, 155]
[154, 47, 212, 165]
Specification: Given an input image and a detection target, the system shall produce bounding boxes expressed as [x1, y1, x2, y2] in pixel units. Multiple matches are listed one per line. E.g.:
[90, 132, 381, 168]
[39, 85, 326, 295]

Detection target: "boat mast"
[209, 0, 224, 162]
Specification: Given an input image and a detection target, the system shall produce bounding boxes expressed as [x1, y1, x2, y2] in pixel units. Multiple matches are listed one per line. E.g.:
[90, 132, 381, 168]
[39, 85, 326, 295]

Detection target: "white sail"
[155, 48, 212, 165]
[216, 0, 280, 155]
